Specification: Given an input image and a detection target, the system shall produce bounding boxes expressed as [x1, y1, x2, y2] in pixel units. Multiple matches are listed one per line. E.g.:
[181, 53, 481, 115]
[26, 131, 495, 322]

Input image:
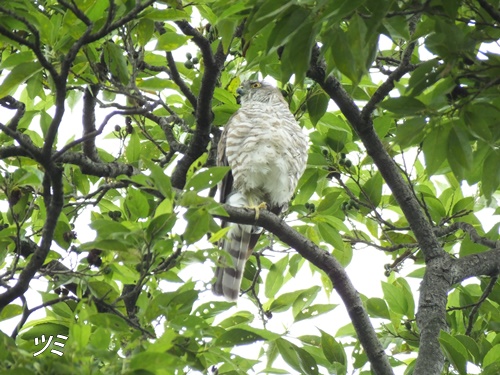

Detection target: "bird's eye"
[251, 82, 261, 88]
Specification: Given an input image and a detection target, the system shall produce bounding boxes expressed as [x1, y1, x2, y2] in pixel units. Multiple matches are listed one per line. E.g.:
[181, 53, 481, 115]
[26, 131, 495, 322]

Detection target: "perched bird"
[213, 80, 309, 301]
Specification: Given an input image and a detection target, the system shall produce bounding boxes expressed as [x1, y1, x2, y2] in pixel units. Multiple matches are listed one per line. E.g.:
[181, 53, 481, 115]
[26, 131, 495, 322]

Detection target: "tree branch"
[452, 248, 500, 284]
[0, 165, 64, 309]
[307, 40, 449, 375]
[215, 206, 394, 375]
[0, 96, 25, 131]
[465, 276, 498, 336]
[82, 84, 102, 161]
[166, 51, 198, 109]
[477, 0, 500, 23]
[170, 21, 228, 189]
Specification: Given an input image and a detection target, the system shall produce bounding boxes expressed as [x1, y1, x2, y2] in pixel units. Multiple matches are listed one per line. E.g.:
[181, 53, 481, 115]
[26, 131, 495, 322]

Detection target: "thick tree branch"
[0, 123, 43, 161]
[0, 165, 64, 309]
[307, 36, 448, 374]
[0, 146, 135, 178]
[477, 0, 500, 23]
[307, 46, 443, 261]
[82, 84, 102, 161]
[61, 152, 135, 177]
[171, 21, 228, 189]
[215, 206, 394, 375]
[452, 248, 500, 284]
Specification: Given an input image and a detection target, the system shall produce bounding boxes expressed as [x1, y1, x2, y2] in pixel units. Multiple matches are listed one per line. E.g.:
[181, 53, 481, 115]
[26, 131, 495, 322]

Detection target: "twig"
[465, 276, 498, 335]
[0, 96, 26, 131]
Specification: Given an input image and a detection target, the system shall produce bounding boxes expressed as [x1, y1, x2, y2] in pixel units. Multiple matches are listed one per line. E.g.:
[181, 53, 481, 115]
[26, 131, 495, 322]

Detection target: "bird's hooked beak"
[236, 86, 245, 104]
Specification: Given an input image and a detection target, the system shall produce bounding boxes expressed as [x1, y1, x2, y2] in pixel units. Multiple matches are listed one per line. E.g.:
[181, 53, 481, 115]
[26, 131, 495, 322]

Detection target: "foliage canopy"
[1, 0, 500, 374]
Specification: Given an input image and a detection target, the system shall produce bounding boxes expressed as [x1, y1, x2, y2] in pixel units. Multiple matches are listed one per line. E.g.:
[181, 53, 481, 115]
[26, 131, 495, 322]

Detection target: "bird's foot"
[246, 202, 267, 220]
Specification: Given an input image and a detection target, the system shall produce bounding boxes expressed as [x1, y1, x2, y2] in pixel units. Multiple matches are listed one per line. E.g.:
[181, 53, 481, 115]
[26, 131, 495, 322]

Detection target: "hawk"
[213, 80, 309, 301]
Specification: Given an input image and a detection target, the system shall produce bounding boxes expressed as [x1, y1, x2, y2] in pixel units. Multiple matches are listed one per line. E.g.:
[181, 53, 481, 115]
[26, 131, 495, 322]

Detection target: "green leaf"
[215, 328, 265, 347]
[362, 172, 383, 208]
[125, 188, 150, 219]
[245, 0, 294, 38]
[102, 41, 129, 85]
[292, 286, 320, 319]
[382, 281, 408, 316]
[447, 125, 473, 181]
[275, 338, 319, 375]
[88, 313, 130, 333]
[267, 6, 310, 53]
[0, 51, 34, 69]
[481, 150, 500, 201]
[183, 207, 210, 244]
[269, 286, 320, 317]
[379, 97, 427, 115]
[382, 16, 410, 40]
[454, 334, 480, 364]
[280, 21, 316, 84]
[423, 125, 450, 176]
[20, 322, 68, 341]
[88, 281, 120, 304]
[395, 117, 427, 148]
[295, 303, 337, 322]
[327, 28, 358, 83]
[144, 8, 189, 21]
[483, 362, 500, 375]
[317, 222, 344, 250]
[0, 62, 43, 98]
[90, 219, 131, 238]
[144, 160, 173, 200]
[217, 18, 237, 53]
[483, 344, 500, 368]
[185, 166, 230, 192]
[265, 254, 288, 298]
[0, 304, 23, 322]
[146, 214, 176, 241]
[213, 87, 237, 105]
[156, 32, 191, 51]
[307, 88, 329, 126]
[319, 329, 346, 365]
[366, 297, 390, 319]
[439, 331, 468, 375]
[136, 18, 155, 46]
[125, 130, 141, 163]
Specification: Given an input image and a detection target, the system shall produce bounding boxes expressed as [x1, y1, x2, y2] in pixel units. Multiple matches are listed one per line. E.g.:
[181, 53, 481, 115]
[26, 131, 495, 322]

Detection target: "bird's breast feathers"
[226, 105, 308, 206]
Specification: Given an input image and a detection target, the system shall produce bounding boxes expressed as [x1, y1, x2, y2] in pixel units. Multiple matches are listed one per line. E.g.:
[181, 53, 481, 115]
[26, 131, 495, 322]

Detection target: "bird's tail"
[213, 222, 253, 301]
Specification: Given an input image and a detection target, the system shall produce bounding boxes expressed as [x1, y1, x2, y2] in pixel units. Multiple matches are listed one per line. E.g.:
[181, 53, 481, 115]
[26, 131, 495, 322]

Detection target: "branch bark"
[215, 206, 394, 375]
[306, 34, 449, 373]
[170, 21, 228, 189]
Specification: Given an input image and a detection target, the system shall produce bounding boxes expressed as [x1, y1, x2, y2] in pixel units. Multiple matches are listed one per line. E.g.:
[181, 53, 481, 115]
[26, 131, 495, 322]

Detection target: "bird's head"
[236, 80, 282, 104]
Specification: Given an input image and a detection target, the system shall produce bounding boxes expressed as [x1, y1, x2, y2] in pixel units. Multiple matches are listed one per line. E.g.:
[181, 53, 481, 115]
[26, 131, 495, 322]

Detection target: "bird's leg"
[247, 196, 267, 220]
